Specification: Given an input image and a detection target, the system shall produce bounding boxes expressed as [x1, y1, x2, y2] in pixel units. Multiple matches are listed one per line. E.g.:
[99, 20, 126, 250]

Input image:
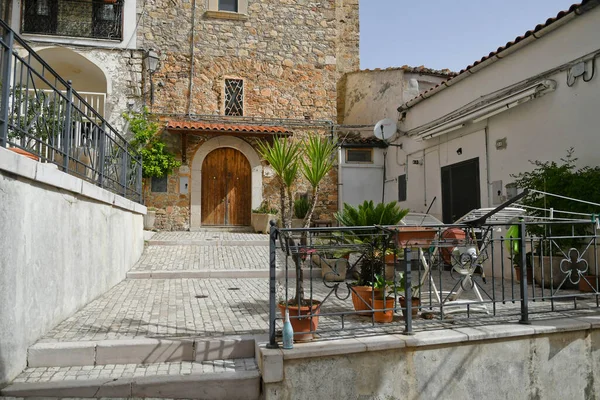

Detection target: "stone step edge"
[1, 370, 260, 399]
[28, 334, 267, 368]
[146, 240, 268, 246]
[126, 268, 324, 279]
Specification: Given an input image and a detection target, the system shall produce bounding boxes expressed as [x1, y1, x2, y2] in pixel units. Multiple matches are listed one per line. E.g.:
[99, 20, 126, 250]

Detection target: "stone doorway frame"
[190, 136, 262, 228]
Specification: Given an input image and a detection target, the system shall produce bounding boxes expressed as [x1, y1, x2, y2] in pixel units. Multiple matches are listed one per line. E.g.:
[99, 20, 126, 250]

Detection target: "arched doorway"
[201, 148, 251, 226]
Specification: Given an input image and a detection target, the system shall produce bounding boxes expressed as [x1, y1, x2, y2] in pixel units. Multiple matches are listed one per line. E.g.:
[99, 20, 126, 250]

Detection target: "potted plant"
[369, 274, 395, 323]
[292, 197, 310, 228]
[144, 207, 157, 230]
[251, 202, 278, 233]
[311, 248, 350, 282]
[392, 272, 421, 318]
[334, 200, 409, 315]
[257, 134, 337, 341]
[505, 225, 534, 283]
[511, 149, 600, 289]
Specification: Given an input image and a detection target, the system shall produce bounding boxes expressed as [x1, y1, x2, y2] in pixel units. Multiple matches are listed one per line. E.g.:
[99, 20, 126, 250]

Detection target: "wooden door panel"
[201, 148, 251, 226]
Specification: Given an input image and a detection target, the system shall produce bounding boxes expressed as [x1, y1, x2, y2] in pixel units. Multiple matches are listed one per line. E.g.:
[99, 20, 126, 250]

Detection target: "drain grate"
[228, 287, 240, 291]
[195, 295, 208, 299]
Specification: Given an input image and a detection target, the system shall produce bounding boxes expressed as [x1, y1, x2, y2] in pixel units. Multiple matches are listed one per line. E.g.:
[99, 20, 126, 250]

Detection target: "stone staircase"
[2, 336, 261, 399]
[1, 231, 272, 399]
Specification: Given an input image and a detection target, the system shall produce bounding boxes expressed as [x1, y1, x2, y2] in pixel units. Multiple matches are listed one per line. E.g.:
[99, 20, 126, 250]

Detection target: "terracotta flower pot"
[278, 301, 320, 342]
[514, 265, 533, 283]
[395, 227, 437, 248]
[398, 296, 420, 317]
[351, 286, 379, 316]
[8, 147, 39, 161]
[579, 275, 599, 293]
[371, 297, 395, 323]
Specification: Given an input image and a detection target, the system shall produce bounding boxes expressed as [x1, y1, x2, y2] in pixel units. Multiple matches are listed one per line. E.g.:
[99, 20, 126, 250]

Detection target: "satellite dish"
[374, 118, 397, 141]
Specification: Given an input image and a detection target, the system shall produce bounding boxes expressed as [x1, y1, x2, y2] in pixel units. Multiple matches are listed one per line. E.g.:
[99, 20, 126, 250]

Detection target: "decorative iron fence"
[21, 0, 123, 41]
[267, 220, 600, 347]
[0, 19, 142, 203]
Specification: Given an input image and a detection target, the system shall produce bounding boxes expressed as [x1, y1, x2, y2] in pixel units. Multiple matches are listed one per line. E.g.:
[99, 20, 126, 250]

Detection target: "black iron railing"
[0, 19, 142, 203]
[21, 0, 123, 41]
[268, 220, 600, 347]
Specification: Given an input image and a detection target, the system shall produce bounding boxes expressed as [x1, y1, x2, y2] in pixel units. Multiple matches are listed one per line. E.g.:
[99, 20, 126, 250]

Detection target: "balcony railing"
[0, 19, 142, 203]
[21, 0, 123, 41]
[267, 220, 600, 346]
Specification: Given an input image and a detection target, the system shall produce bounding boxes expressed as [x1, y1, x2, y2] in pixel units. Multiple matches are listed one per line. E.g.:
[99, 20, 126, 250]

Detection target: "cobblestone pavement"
[39, 274, 599, 343]
[11, 359, 257, 383]
[34, 231, 600, 344]
[132, 246, 268, 271]
[40, 278, 271, 342]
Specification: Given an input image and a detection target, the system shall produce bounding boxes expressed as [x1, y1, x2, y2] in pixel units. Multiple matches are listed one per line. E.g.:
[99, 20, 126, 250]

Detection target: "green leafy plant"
[511, 148, 600, 253]
[256, 137, 300, 228]
[335, 201, 409, 286]
[252, 201, 278, 215]
[300, 134, 337, 228]
[294, 197, 310, 219]
[257, 134, 337, 306]
[8, 87, 75, 152]
[370, 274, 394, 299]
[124, 107, 180, 178]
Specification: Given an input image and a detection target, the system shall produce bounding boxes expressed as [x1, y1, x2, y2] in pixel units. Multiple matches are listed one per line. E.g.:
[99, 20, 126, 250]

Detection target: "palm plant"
[335, 200, 409, 286]
[300, 134, 338, 228]
[257, 133, 337, 306]
[256, 137, 300, 228]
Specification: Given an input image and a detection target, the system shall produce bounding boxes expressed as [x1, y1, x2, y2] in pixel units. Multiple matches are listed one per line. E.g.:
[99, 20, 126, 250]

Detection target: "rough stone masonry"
[139, 0, 360, 230]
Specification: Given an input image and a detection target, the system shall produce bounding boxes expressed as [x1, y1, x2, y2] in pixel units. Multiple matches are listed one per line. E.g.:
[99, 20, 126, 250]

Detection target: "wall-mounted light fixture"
[143, 49, 160, 106]
[456, 147, 463, 155]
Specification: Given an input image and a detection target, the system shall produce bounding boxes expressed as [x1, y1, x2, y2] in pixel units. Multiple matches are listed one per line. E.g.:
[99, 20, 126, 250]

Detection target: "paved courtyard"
[36, 231, 600, 344]
[131, 246, 268, 271]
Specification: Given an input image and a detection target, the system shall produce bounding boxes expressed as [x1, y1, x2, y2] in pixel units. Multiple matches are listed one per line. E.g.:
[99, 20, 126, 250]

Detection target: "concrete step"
[127, 268, 323, 279]
[1, 359, 260, 399]
[190, 226, 254, 233]
[146, 239, 268, 246]
[28, 335, 264, 368]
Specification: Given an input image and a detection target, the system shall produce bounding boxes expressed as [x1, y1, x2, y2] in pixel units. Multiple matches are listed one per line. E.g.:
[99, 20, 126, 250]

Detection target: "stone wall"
[136, 0, 360, 119]
[136, 0, 359, 229]
[143, 128, 339, 230]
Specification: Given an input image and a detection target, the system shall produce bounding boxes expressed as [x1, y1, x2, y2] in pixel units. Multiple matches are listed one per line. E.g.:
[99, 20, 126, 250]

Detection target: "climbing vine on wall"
[123, 107, 180, 178]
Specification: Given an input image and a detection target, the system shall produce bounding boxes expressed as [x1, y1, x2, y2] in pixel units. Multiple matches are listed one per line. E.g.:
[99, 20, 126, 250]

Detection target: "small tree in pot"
[257, 134, 336, 340]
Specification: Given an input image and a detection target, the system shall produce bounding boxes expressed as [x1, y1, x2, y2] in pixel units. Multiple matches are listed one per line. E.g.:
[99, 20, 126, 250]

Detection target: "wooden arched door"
[201, 148, 251, 226]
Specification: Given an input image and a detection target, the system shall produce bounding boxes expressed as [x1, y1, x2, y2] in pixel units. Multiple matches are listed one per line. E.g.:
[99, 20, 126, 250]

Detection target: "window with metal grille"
[219, 0, 238, 12]
[224, 79, 244, 116]
[346, 148, 373, 163]
[398, 174, 407, 202]
[151, 176, 168, 193]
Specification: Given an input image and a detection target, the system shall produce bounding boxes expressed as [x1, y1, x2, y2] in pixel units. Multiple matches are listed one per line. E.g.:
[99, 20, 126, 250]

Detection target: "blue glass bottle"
[282, 308, 294, 349]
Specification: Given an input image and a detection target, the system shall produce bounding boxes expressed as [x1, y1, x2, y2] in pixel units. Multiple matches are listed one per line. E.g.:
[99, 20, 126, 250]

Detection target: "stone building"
[3, 0, 359, 230]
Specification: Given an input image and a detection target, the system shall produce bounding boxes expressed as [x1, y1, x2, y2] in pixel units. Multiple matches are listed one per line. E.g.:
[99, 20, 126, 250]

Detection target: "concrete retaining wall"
[0, 147, 146, 385]
[259, 316, 600, 399]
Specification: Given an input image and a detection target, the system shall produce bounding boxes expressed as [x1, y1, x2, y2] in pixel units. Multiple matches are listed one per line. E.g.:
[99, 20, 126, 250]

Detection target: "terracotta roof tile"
[401, 0, 595, 108]
[167, 120, 291, 135]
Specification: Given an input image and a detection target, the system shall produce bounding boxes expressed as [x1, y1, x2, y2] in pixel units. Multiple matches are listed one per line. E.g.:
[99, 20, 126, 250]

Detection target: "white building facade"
[387, 2, 600, 222]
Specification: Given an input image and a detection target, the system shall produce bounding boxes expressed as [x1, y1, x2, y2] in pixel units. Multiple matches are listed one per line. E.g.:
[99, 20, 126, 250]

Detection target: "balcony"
[21, 0, 123, 41]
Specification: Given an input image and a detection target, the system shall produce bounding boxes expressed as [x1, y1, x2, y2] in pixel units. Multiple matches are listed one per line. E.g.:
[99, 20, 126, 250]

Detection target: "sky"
[360, 0, 578, 71]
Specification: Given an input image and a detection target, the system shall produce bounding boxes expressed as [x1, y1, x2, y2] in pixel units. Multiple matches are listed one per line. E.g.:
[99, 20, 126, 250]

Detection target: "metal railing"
[267, 220, 600, 347]
[21, 0, 123, 41]
[0, 19, 142, 203]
